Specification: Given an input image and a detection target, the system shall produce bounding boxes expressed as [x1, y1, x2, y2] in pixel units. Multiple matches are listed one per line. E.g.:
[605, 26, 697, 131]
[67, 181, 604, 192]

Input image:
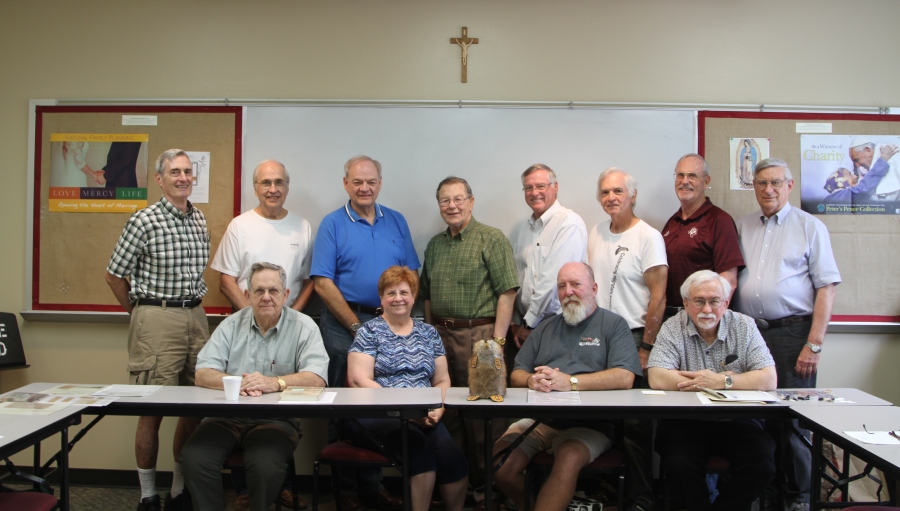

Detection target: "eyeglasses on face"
[438, 196, 471, 207]
[690, 298, 723, 309]
[674, 173, 703, 182]
[522, 183, 551, 193]
[256, 179, 287, 189]
[753, 179, 786, 189]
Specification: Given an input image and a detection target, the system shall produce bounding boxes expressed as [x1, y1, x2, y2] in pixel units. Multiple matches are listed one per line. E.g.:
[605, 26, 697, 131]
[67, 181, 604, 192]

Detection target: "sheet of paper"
[695, 393, 771, 405]
[43, 384, 107, 396]
[844, 431, 900, 445]
[37, 394, 118, 407]
[92, 385, 163, 397]
[185, 151, 210, 204]
[642, 390, 666, 395]
[276, 392, 337, 404]
[0, 402, 72, 415]
[527, 390, 582, 404]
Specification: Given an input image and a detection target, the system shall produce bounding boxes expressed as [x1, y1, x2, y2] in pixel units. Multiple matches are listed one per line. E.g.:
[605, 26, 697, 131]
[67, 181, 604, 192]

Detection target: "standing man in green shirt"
[419, 176, 519, 509]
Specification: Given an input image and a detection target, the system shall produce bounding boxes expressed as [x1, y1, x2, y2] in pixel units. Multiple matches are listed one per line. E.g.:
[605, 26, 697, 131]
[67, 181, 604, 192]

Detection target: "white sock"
[138, 467, 157, 500]
[171, 462, 185, 497]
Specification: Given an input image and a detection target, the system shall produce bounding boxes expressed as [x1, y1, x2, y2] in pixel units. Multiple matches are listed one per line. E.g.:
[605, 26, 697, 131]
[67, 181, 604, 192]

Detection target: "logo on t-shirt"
[688, 227, 698, 238]
[290, 243, 300, 249]
[579, 337, 602, 346]
[615, 245, 629, 255]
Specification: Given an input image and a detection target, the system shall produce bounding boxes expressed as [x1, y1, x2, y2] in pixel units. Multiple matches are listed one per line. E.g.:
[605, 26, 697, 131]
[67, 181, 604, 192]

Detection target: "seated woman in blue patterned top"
[348, 266, 468, 511]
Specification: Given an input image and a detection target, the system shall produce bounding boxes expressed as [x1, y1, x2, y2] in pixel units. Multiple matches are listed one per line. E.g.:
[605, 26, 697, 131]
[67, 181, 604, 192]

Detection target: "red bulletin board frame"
[698, 110, 900, 323]
[32, 105, 242, 314]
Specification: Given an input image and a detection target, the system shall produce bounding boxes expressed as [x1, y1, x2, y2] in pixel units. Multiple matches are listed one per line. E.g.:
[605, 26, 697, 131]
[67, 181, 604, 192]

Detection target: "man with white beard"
[648, 270, 777, 511]
[490, 262, 641, 511]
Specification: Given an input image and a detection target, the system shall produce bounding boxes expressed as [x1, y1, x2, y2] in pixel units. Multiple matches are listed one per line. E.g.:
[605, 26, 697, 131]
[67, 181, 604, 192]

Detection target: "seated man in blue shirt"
[649, 270, 776, 511]
[180, 262, 329, 511]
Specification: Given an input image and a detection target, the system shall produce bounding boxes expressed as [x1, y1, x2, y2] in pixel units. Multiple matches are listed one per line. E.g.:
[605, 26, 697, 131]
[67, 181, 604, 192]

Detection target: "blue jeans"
[320, 308, 382, 497]
[762, 321, 814, 504]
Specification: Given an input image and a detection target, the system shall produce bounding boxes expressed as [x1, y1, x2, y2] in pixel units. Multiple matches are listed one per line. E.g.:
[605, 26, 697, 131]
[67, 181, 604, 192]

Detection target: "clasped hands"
[236, 372, 279, 397]
[529, 366, 570, 393]
[676, 369, 728, 392]
[413, 407, 444, 428]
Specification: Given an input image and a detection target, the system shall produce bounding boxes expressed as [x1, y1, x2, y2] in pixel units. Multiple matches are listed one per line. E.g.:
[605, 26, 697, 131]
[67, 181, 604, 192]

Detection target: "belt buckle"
[442, 319, 455, 329]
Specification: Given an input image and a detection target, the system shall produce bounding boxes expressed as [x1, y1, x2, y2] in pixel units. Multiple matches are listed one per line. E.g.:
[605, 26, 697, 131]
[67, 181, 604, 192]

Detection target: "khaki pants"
[127, 304, 209, 386]
[435, 323, 508, 492]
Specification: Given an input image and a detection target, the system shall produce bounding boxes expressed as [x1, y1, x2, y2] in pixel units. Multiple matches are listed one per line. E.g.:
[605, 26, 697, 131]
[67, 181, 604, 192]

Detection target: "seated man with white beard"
[491, 262, 642, 511]
[649, 270, 776, 511]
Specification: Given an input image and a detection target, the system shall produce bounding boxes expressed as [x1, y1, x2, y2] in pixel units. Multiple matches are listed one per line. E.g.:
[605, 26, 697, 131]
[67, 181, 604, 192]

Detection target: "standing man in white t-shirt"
[586, 167, 668, 511]
[212, 159, 315, 312]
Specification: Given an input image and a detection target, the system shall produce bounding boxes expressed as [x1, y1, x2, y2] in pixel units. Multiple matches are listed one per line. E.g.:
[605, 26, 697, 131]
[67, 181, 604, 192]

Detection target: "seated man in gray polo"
[649, 270, 776, 511]
[180, 262, 329, 511]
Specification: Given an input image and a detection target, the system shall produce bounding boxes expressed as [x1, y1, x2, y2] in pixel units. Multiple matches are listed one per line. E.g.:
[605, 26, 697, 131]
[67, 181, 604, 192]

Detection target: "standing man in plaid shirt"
[419, 176, 519, 509]
[106, 148, 211, 511]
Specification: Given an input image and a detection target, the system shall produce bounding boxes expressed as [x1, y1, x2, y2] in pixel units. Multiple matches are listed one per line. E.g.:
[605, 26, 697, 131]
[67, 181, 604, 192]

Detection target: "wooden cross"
[450, 27, 478, 83]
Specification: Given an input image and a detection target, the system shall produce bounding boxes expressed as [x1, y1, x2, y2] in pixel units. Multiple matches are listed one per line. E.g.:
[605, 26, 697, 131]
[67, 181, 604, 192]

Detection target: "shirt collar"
[443, 217, 479, 240]
[529, 200, 563, 228]
[250, 305, 288, 335]
[760, 202, 792, 225]
[675, 197, 713, 223]
[344, 201, 384, 223]
[159, 196, 193, 219]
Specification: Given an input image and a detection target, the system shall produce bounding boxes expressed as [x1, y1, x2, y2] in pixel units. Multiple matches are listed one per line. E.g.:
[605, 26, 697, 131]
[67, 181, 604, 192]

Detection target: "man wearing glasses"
[210, 159, 314, 510]
[420, 176, 518, 510]
[649, 270, 777, 511]
[661, 154, 744, 321]
[734, 158, 841, 511]
[509, 164, 587, 349]
[213, 160, 315, 313]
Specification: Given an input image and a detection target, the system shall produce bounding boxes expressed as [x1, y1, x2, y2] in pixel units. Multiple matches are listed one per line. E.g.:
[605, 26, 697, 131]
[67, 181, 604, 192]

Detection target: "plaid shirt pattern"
[107, 197, 210, 302]
[420, 218, 518, 318]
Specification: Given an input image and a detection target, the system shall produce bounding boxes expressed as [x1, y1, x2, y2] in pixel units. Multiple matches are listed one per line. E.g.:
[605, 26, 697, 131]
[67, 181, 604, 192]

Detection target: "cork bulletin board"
[699, 111, 900, 322]
[32, 106, 242, 314]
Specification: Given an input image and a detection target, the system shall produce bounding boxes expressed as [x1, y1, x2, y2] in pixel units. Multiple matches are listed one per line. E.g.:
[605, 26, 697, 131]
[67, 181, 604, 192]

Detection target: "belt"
[755, 315, 812, 330]
[663, 306, 683, 318]
[134, 298, 202, 308]
[346, 302, 383, 316]
[433, 316, 495, 329]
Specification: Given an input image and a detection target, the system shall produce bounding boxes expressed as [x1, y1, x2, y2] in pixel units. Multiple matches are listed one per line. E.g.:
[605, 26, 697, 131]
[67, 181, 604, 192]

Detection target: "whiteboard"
[243, 106, 695, 259]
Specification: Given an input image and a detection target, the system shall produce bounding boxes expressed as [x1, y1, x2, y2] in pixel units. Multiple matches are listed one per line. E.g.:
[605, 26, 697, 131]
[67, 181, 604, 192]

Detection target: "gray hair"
[521, 164, 558, 186]
[247, 262, 287, 290]
[851, 142, 876, 152]
[252, 159, 290, 184]
[344, 155, 382, 178]
[155, 149, 189, 175]
[675, 153, 709, 176]
[754, 158, 793, 181]
[435, 176, 473, 201]
[596, 167, 638, 203]
[680, 270, 731, 301]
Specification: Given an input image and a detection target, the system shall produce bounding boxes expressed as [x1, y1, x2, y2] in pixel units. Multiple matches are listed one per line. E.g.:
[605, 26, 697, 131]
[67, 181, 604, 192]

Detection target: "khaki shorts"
[499, 418, 612, 462]
[127, 304, 209, 386]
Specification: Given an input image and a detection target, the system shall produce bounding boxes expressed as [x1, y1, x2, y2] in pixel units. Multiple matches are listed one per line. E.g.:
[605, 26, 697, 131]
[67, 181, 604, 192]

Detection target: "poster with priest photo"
[800, 134, 900, 215]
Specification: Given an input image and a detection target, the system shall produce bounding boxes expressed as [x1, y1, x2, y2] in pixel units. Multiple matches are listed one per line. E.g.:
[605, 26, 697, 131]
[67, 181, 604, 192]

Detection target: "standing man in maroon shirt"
[661, 154, 744, 321]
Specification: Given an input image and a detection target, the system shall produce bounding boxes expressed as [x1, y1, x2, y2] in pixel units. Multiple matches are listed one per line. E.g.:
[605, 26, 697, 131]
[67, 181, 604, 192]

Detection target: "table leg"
[32, 440, 42, 492]
[60, 426, 69, 511]
[484, 418, 492, 511]
[810, 431, 823, 511]
[401, 420, 410, 511]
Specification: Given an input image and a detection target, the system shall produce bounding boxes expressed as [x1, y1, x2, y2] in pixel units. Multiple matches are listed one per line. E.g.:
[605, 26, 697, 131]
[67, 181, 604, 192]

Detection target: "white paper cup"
[223, 375, 242, 401]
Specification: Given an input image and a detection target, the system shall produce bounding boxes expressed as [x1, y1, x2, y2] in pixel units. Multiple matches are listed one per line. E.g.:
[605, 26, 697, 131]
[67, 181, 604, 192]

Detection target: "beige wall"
[1, 0, 899, 473]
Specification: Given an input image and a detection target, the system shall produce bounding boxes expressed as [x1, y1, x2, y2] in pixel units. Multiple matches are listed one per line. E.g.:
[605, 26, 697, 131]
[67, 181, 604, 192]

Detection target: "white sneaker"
[785, 503, 809, 511]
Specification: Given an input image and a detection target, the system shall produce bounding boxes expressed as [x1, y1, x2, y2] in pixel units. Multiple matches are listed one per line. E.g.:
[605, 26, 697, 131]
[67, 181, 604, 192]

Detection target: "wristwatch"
[277, 377, 287, 392]
[350, 322, 362, 334]
[569, 376, 579, 391]
[639, 342, 654, 351]
[806, 342, 822, 354]
[723, 374, 733, 390]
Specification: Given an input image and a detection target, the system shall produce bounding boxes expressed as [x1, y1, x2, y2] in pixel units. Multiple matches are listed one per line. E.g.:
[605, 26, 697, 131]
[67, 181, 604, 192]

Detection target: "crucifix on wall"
[450, 27, 478, 83]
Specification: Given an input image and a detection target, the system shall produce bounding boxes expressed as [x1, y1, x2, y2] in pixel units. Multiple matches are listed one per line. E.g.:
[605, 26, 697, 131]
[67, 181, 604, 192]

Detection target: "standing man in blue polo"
[734, 157, 841, 511]
[311, 155, 418, 511]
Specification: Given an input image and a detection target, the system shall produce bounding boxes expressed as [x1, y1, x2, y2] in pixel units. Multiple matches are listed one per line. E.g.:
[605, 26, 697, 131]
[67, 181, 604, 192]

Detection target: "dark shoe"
[280, 489, 309, 509]
[137, 494, 162, 511]
[234, 493, 250, 511]
[164, 490, 192, 511]
[361, 488, 403, 511]
[340, 495, 368, 511]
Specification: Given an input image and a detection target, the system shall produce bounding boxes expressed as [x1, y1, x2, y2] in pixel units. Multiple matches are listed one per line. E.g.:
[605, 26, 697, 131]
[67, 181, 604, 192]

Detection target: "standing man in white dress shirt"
[734, 157, 841, 511]
[509, 164, 587, 350]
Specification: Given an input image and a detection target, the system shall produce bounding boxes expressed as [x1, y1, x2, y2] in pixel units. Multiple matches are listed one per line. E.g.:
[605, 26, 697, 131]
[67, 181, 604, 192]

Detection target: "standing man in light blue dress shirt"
[509, 164, 587, 348]
[734, 157, 841, 511]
